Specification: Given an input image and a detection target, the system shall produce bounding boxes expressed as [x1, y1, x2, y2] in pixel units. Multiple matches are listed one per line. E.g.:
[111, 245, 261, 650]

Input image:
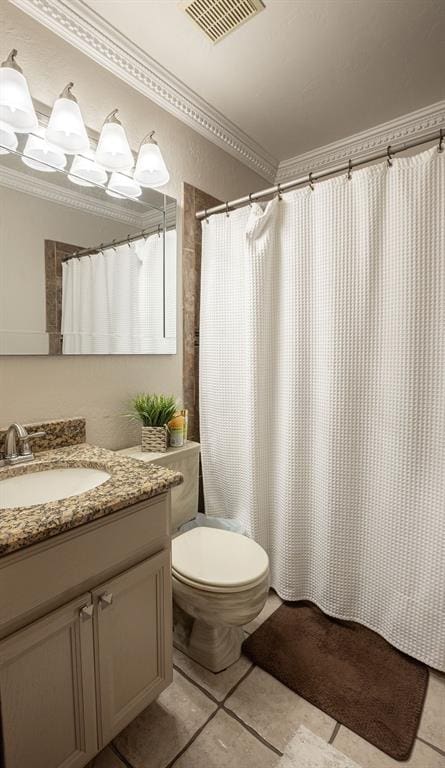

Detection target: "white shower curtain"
[62, 229, 176, 354]
[200, 147, 444, 671]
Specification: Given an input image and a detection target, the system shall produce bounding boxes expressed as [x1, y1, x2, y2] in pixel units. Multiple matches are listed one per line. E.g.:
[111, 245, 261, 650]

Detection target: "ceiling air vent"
[182, 0, 265, 43]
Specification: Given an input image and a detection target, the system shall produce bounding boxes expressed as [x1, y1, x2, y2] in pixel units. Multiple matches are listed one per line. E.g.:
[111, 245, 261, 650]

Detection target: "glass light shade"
[46, 97, 89, 154]
[106, 171, 142, 199]
[0, 66, 38, 133]
[134, 140, 169, 188]
[96, 122, 134, 171]
[22, 127, 67, 172]
[0, 120, 18, 154]
[68, 150, 108, 187]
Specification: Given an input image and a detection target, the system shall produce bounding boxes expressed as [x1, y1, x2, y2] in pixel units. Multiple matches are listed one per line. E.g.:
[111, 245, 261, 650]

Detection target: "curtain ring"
[204, 208, 209, 223]
[387, 145, 393, 167]
[225, 201, 230, 217]
[143, 229, 148, 241]
[99, 243, 105, 256]
[439, 128, 444, 153]
[112, 239, 118, 253]
[157, 224, 161, 238]
[347, 159, 352, 181]
[248, 192, 253, 207]
[276, 183, 282, 200]
[127, 234, 132, 248]
[309, 172, 314, 191]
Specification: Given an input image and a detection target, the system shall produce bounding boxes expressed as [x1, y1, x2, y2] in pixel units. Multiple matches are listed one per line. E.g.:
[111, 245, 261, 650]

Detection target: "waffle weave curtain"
[200, 147, 444, 670]
[62, 230, 176, 354]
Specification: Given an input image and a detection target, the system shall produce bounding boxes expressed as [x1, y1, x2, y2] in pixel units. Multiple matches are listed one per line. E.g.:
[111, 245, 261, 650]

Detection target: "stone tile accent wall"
[182, 183, 221, 443]
[45, 239, 79, 355]
[183, 184, 221, 514]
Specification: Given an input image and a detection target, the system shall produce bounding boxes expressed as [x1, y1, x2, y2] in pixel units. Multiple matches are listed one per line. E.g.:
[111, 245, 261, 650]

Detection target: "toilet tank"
[117, 442, 200, 531]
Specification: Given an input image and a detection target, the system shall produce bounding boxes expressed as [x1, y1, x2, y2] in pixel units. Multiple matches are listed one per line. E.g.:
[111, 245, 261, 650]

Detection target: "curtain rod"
[196, 129, 444, 220]
[61, 222, 173, 263]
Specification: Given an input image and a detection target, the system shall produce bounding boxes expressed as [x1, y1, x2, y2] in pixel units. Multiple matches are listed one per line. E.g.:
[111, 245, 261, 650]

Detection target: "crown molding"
[9, 0, 278, 182]
[7, 0, 443, 188]
[276, 101, 445, 183]
[0, 164, 149, 226]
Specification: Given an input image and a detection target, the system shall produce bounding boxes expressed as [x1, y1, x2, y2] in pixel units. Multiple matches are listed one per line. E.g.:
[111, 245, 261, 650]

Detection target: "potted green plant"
[128, 393, 178, 452]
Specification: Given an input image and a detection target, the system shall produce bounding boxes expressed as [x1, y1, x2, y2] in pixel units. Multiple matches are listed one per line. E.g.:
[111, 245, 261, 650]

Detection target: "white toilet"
[118, 442, 270, 672]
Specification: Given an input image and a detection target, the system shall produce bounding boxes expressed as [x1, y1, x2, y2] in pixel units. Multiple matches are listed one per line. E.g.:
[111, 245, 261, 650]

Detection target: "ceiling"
[83, 0, 445, 163]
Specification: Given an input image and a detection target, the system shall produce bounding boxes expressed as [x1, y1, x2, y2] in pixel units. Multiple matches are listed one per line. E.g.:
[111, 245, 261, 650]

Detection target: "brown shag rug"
[242, 601, 428, 760]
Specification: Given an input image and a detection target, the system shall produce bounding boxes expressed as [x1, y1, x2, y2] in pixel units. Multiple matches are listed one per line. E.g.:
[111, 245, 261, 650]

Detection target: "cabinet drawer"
[0, 495, 170, 638]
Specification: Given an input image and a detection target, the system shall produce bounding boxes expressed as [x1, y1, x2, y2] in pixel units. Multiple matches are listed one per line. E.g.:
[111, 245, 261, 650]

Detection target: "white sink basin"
[0, 467, 111, 509]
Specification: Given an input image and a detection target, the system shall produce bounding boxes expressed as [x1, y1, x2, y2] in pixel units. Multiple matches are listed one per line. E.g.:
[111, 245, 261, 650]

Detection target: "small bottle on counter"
[168, 413, 185, 447]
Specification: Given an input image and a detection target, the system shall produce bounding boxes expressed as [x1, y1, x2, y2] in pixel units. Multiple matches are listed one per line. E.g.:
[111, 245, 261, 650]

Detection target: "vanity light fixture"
[106, 171, 142, 199]
[22, 125, 67, 173]
[95, 109, 134, 172]
[0, 49, 38, 133]
[68, 149, 108, 187]
[134, 131, 170, 188]
[0, 120, 18, 154]
[46, 82, 89, 154]
[0, 47, 171, 197]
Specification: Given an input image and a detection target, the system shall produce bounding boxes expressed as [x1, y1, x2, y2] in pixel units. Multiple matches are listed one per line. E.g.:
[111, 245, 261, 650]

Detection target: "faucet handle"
[18, 430, 46, 459]
[18, 431, 46, 442]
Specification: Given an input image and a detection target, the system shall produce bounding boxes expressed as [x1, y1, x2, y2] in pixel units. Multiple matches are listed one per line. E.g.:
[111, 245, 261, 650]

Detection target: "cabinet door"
[0, 594, 97, 768]
[93, 549, 172, 746]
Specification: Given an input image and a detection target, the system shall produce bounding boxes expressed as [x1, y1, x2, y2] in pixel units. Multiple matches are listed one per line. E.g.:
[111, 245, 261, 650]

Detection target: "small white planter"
[141, 425, 168, 453]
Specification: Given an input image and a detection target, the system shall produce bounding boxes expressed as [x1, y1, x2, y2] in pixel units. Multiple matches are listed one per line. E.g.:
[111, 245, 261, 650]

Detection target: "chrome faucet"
[1, 423, 46, 465]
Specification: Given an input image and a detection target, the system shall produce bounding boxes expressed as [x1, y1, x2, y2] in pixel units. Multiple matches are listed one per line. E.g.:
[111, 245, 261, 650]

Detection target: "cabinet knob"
[99, 591, 113, 607]
[80, 603, 94, 619]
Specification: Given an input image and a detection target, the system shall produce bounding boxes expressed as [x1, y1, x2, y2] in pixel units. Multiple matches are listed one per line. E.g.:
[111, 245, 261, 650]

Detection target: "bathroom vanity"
[0, 442, 182, 768]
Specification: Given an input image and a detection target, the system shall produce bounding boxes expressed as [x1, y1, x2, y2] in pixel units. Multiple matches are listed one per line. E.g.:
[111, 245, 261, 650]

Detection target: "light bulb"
[134, 131, 170, 188]
[106, 171, 142, 199]
[46, 83, 89, 154]
[68, 149, 108, 187]
[95, 109, 134, 171]
[0, 120, 18, 154]
[22, 126, 67, 172]
[0, 49, 38, 133]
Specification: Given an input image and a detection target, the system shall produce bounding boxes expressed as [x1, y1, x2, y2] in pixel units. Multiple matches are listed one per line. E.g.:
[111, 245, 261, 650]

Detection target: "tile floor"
[92, 592, 445, 768]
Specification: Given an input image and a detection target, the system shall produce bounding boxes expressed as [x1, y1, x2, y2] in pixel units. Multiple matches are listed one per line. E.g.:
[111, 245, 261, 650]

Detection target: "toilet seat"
[172, 527, 269, 594]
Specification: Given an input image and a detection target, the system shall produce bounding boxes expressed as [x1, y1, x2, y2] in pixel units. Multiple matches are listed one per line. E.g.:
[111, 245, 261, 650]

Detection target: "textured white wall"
[0, 3, 267, 448]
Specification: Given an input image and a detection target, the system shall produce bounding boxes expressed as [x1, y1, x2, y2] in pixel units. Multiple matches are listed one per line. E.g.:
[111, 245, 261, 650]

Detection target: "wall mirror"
[0, 105, 176, 356]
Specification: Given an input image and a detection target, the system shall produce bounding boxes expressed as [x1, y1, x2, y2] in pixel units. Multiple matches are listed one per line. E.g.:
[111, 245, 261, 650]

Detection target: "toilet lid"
[172, 527, 269, 591]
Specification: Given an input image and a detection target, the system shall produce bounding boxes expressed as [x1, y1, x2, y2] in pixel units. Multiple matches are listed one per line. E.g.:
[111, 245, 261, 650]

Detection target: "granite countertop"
[0, 443, 183, 557]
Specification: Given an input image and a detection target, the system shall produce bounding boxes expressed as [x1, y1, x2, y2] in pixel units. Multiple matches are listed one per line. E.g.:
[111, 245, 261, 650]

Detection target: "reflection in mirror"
[0, 109, 177, 356]
[61, 228, 176, 354]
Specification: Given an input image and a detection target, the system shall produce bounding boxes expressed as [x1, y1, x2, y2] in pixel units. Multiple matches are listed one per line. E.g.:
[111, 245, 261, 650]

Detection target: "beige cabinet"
[0, 533, 172, 768]
[93, 550, 172, 745]
[0, 594, 97, 768]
